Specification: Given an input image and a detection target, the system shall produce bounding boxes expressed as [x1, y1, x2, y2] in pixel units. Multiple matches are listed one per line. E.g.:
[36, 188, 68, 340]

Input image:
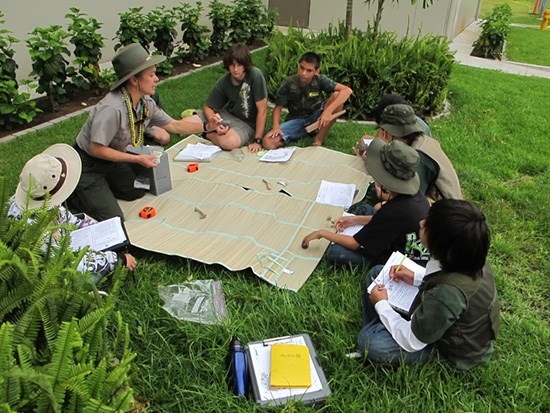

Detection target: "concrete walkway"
[451, 20, 550, 79]
[2, 20, 550, 144]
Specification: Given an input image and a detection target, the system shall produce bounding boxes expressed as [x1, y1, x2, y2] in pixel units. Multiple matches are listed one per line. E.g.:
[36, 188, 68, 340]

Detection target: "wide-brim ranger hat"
[110, 43, 166, 91]
[378, 103, 424, 137]
[15, 144, 82, 210]
[365, 137, 420, 196]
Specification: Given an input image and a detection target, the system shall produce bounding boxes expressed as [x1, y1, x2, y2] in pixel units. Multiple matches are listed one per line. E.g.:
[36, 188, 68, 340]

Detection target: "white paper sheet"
[174, 142, 221, 161]
[70, 216, 127, 252]
[336, 212, 364, 236]
[315, 180, 356, 207]
[259, 147, 297, 163]
[367, 251, 425, 313]
[247, 335, 322, 402]
[362, 138, 373, 147]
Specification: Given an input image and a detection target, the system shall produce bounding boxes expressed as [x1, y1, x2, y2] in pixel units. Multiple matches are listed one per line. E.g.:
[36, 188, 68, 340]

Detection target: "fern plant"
[0, 319, 135, 412]
[0, 177, 136, 412]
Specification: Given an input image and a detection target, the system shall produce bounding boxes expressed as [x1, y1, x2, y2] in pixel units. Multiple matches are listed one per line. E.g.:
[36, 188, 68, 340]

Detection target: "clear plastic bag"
[230, 147, 244, 162]
[159, 280, 227, 325]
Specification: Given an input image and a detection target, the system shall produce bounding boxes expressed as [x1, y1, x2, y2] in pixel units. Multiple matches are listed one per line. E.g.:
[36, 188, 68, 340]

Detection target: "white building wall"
[307, 0, 480, 39]
[1, 0, 238, 82]
[2, 0, 479, 83]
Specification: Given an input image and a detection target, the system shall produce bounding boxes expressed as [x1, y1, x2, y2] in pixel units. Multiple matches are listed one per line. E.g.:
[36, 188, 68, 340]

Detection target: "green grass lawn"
[480, 0, 542, 24]
[506, 25, 550, 65]
[1, 48, 549, 411]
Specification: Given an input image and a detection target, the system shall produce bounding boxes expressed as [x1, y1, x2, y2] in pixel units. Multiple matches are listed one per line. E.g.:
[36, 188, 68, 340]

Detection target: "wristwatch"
[253, 137, 262, 145]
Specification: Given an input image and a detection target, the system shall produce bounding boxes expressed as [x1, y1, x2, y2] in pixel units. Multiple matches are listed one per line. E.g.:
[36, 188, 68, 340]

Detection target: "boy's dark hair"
[399, 131, 423, 146]
[223, 44, 252, 72]
[425, 199, 490, 278]
[299, 52, 321, 69]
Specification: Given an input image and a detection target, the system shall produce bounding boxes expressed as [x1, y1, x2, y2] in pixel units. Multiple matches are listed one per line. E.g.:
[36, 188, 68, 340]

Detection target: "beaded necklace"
[121, 87, 147, 147]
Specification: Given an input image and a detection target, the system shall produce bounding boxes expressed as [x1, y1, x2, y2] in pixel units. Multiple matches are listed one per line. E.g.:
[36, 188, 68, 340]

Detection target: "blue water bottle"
[229, 336, 247, 397]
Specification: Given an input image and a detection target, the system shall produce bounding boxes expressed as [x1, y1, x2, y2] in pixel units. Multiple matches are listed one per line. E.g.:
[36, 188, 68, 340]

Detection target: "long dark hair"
[223, 43, 252, 73]
[424, 199, 490, 277]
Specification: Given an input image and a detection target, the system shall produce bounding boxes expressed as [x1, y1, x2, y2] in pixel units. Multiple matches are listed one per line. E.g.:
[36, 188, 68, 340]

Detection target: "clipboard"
[70, 216, 130, 253]
[244, 333, 331, 406]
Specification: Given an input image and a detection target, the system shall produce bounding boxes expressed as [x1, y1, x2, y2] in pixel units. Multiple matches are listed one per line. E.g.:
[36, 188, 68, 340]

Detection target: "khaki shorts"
[195, 109, 253, 147]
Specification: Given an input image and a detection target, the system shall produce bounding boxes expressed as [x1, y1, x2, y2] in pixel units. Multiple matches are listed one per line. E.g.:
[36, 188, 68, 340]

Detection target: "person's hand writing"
[248, 142, 261, 153]
[333, 215, 356, 232]
[124, 253, 137, 271]
[389, 265, 414, 285]
[370, 284, 388, 304]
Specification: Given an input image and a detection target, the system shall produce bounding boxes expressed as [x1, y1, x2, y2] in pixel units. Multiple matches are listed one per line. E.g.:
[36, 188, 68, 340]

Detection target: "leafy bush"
[472, 3, 512, 59]
[149, 5, 178, 75]
[65, 7, 105, 91]
[97, 68, 117, 94]
[266, 23, 454, 118]
[115, 7, 154, 52]
[0, 178, 136, 412]
[26, 25, 73, 112]
[208, 0, 233, 55]
[229, 0, 277, 45]
[0, 12, 40, 129]
[176, 1, 210, 63]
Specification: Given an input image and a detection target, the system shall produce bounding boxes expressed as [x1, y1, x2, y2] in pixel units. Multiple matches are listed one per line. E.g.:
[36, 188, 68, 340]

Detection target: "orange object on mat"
[187, 163, 199, 172]
[139, 206, 156, 219]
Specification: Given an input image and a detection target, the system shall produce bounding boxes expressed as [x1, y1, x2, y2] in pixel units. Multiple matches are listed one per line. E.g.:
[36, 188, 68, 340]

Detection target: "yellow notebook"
[269, 343, 311, 388]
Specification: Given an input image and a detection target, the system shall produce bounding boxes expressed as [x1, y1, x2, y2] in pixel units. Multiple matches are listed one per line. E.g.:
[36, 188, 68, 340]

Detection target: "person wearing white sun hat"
[8, 143, 137, 282]
[68, 43, 211, 222]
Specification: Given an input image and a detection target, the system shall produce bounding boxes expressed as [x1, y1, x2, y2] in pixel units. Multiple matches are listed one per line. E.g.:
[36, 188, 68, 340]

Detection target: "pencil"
[373, 278, 384, 291]
[395, 254, 408, 272]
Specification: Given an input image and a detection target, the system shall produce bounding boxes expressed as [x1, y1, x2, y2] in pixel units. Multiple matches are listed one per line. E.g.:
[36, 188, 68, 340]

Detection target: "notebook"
[367, 251, 425, 315]
[245, 334, 331, 406]
[270, 343, 311, 388]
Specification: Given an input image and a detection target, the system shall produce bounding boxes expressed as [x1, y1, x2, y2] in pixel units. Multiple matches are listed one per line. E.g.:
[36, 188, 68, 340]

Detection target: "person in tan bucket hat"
[302, 138, 430, 269]
[68, 43, 214, 222]
[9, 144, 137, 282]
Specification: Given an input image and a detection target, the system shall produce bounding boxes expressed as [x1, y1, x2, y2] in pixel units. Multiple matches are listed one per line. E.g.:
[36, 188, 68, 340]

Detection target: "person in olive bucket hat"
[358, 102, 462, 203]
[302, 138, 430, 269]
[8, 143, 137, 283]
[68, 43, 216, 222]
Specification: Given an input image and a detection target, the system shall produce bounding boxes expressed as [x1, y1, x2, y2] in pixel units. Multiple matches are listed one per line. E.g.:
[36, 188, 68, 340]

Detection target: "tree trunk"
[372, 0, 386, 37]
[345, 0, 353, 38]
